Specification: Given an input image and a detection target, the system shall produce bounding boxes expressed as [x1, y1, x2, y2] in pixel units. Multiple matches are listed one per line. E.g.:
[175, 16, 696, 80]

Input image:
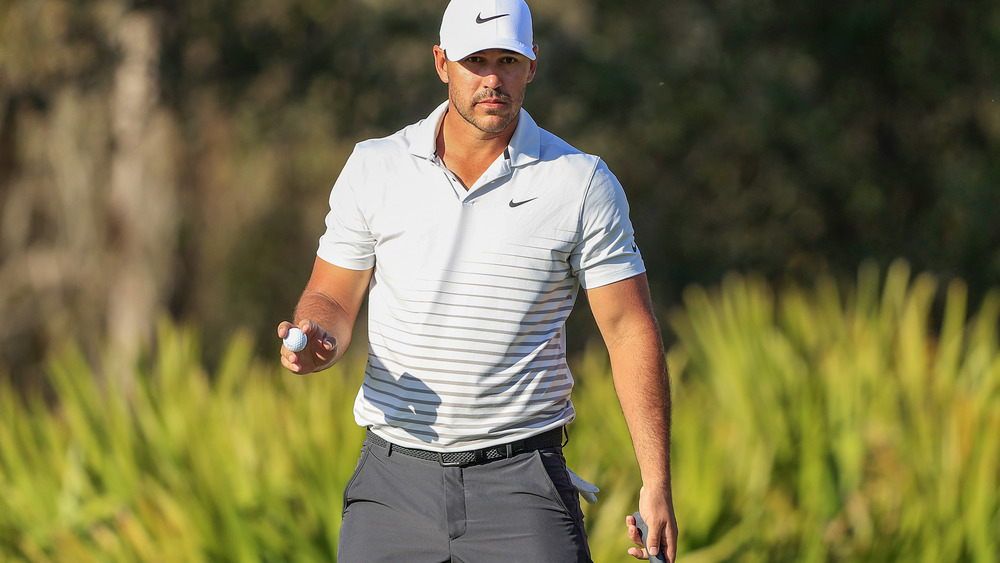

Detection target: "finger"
[628, 525, 644, 545]
[277, 321, 294, 338]
[646, 528, 662, 558]
[320, 333, 338, 354]
[285, 345, 312, 370]
[280, 352, 301, 373]
[626, 546, 649, 560]
[625, 518, 643, 546]
[639, 516, 663, 559]
[665, 526, 678, 562]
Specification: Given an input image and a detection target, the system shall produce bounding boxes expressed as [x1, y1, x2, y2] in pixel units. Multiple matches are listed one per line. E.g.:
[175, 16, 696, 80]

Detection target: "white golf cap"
[439, 0, 535, 62]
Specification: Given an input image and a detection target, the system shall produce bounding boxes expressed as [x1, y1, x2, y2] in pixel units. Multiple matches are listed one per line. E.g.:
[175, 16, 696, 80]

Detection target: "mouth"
[477, 99, 506, 109]
[474, 91, 512, 109]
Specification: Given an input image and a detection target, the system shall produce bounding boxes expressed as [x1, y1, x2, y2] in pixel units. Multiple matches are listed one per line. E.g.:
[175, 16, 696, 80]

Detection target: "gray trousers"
[338, 436, 592, 562]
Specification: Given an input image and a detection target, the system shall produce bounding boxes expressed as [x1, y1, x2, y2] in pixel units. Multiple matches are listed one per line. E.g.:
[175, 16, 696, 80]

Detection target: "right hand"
[277, 320, 338, 374]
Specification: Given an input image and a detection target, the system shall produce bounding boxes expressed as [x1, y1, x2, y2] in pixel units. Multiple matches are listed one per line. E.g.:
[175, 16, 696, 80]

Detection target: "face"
[434, 46, 538, 135]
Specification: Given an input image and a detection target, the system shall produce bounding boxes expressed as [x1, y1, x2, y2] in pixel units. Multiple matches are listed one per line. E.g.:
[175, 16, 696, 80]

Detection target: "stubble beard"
[452, 87, 524, 134]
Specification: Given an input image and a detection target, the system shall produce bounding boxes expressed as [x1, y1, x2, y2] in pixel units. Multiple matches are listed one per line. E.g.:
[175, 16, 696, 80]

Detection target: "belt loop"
[386, 442, 393, 457]
[561, 426, 570, 447]
[506, 443, 513, 458]
[510, 439, 526, 455]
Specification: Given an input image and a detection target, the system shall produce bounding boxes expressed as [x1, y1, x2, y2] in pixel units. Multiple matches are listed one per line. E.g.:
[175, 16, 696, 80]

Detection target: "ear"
[433, 46, 449, 83]
[527, 45, 539, 83]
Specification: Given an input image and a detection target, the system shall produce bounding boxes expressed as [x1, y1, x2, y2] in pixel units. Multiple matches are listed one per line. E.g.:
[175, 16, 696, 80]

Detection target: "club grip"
[631, 510, 667, 563]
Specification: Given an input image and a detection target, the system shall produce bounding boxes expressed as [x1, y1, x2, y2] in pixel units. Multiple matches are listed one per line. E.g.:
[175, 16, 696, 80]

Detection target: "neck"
[435, 106, 518, 190]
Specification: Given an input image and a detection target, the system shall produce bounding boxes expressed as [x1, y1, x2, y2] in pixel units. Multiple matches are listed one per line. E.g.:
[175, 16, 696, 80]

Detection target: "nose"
[481, 64, 502, 89]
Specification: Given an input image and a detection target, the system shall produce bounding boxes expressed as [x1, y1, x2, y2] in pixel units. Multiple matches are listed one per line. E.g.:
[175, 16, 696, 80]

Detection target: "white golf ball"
[283, 327, 307, 352]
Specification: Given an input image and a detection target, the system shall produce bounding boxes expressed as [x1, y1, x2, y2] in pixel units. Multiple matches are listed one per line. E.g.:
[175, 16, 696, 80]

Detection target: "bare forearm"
[609, 326, 672, 489]
[588, 274, 673, 487]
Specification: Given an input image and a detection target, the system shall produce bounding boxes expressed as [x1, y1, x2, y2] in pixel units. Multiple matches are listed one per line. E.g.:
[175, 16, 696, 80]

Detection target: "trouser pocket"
[530, 448, 586, 526]
[341, 444, 371, 517]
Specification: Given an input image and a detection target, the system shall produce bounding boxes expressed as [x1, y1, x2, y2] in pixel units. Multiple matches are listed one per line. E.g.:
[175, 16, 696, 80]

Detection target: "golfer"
[278, 0, 677, 560]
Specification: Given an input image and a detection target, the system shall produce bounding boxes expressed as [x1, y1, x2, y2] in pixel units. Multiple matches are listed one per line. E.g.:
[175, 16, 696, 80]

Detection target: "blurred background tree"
[1, 0, 998, 384]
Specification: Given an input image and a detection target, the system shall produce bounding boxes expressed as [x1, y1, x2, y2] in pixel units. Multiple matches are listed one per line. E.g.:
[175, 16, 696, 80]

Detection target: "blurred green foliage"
[667, 260, 1000, 561]
[2, 261, 997, 561]
[1, 321, 360, 561]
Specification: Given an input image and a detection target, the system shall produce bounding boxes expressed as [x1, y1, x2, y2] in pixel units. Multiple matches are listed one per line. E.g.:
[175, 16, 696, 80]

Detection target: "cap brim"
[444, 39, 536, 62]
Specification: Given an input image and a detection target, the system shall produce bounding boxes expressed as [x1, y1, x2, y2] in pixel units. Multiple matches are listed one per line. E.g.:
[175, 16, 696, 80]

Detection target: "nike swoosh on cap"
[476, 13, 509, 24]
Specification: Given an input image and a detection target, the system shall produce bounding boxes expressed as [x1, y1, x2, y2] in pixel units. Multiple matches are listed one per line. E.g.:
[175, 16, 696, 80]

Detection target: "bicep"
[586, 273, 659, 349]
[302, 256, 373, 322]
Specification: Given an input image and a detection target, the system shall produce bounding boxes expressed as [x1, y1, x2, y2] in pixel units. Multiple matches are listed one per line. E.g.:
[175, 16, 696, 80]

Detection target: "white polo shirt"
[318, 101, 645, 451]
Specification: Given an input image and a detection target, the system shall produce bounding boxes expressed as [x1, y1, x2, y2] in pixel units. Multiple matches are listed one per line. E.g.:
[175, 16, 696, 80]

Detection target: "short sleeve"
[569, 159, 646, 289]
[316, 147, 377, 270]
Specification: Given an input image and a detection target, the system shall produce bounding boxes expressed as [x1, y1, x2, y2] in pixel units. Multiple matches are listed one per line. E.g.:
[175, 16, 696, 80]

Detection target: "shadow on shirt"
[363, 355, 442, 445]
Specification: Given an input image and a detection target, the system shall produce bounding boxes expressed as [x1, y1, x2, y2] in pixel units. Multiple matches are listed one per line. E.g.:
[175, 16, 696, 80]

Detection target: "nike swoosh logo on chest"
[509, 197, 538, 208]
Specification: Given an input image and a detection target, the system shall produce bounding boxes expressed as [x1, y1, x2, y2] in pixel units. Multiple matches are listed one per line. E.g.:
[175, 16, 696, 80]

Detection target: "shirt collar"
[405, 100, 541, 168]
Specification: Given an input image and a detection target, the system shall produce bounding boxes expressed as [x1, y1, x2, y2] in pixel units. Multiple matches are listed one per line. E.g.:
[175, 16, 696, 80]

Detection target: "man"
[278, 0, 677, 560]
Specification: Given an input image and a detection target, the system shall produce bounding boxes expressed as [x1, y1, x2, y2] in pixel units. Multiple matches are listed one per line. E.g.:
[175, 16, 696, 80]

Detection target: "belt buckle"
[437, 452, 467, 467]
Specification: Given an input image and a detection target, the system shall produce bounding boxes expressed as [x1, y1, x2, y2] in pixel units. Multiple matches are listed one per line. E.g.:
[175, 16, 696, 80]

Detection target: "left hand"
[625, 485, 678, 561]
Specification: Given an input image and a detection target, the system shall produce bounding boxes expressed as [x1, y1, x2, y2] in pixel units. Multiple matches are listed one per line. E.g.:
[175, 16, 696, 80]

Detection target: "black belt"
[366, 427, 566, 467]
